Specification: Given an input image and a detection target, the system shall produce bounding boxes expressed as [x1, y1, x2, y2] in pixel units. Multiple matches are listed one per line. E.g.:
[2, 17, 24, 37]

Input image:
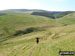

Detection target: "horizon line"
[0, 8, 75, 12]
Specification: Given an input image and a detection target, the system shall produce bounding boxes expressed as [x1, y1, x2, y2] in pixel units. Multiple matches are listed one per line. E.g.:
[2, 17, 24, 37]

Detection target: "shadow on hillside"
[0, 27, 45, 44]
[13, 27, 45, 36]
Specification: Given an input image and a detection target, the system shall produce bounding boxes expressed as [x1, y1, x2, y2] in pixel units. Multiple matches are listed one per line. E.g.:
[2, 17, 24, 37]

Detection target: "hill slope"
[0, 11, 75, 56]
[4, 9, 75, 19]
[57, 13, 75, 25]
[0, 24, 75, 56]
[0, 14, 56, 42]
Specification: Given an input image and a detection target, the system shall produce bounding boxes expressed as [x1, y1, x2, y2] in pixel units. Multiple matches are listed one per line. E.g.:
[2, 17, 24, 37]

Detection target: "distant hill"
[6, 9, 46, 12]
[1, 9, 75, 19]
[31, 11, 74, 19]
[0, 13, 7, 16]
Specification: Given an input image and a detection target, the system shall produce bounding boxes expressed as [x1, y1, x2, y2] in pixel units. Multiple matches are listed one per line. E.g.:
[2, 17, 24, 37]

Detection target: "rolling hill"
[0, 10, 75, 56]
[57, 13, 75, 25]
[31, 11, 73, 19]
[0, 14, 56, 41]
[4, 9, 75, 19]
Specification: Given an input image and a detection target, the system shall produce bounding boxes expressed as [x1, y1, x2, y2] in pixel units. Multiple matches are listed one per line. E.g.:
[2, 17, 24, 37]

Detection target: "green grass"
[0, 14, 56, 39]
[57, 13, 75, 25]
[0, 24, 75, 56]
[0, 12, 75, 56]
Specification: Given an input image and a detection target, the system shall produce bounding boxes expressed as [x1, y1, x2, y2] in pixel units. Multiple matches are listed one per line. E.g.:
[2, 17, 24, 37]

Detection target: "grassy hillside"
[0, 11, 32, 15]
[0, 11, 75, 56]
[1, 9, 74, 19]
[0, 24, 75, 56]
[31, 11, 73, 19]
[57, 13, 75, 25]
[0, 14, 56, 41]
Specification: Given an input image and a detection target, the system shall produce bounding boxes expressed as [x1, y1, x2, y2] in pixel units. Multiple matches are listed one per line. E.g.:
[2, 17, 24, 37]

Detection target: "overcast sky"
[0, 0, 75, 11]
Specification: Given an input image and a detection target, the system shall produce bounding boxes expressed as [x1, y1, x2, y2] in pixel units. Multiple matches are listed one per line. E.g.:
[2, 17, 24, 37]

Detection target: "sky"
[0, 0, 75, 11]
